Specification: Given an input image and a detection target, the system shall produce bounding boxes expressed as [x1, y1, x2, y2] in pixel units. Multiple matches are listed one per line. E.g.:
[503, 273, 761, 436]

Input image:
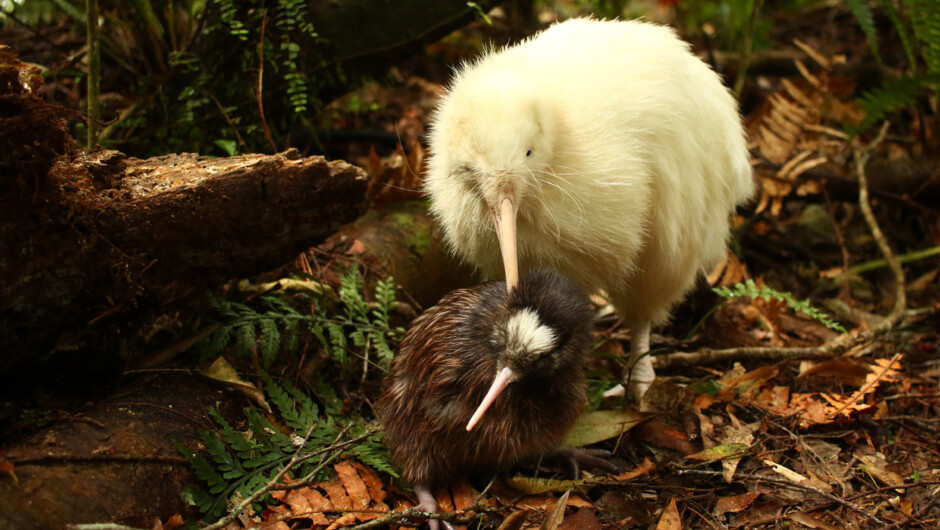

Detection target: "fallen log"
[0, 372, 248, 528]
[0, 48, 369, 373]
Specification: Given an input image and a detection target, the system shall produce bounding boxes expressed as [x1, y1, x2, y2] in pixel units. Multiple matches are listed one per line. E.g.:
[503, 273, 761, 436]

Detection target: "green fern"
[198, 266, 403, 373]
[175, 377, 396, 521]
[905, 0, 940, 73]
[846, 0, 940, 133]
[311, 265, 405, 376]
[714, 279, 847, 333]
[847, 0, 883, 65]
[857, 73, 940, 129]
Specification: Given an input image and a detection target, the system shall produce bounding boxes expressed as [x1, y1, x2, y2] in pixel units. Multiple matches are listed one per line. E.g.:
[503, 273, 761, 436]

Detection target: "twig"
[86, 0, 100, 148]
[202, 422, 355, 530]
[855, 122, 906, 331]
[257, 10, 278, 153]
[342, 508, 486, 530]
[656, 122, 905, 370]
[674, 468, 894, 527]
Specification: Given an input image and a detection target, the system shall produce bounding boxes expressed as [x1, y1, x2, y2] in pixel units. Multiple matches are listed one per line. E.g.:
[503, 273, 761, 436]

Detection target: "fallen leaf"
[351, 461, 388, 507]
[633, 422, 697, 455]
[322, 474, 353, 511]
[0, 459, 17, 485]
[505, 475, 589, 496]
[540, 490, 570, 530]
[604, 458, 656, 483]
[299, 488, 333, 524]
[558, 508, 603, 530]
[561, 409, 647, 448]
[857, 453, 905, 491]
[713, 492, 761, 517]
[335, 461, 370, 511]
[451, 478, 474, 511]
[497, 510, 530, 530]
[199, 356, 271, 412]
[655, 497, 681, 530]
[685, 443, 749, 462]
[786, 511, 842, 530]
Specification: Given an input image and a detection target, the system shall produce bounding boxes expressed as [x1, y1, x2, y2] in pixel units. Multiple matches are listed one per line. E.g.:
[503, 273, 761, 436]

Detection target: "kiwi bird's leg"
[627, 321, 654, 405]
[493, 195, 519, 292]
[602, 320, 654, 407]
[414, 485, 455, 530]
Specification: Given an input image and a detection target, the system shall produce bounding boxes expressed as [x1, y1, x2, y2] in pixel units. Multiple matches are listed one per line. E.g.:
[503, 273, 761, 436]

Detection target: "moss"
[390, 211, 431, 257]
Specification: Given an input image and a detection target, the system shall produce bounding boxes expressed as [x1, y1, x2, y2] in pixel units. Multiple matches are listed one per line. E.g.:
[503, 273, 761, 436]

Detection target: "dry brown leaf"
[558, 508, 603, 530]
[655, 497, 681, 530]
[335, 461, 370, 511]
[351, 462, 388, 506]
[497, 510, 531, 530]
[321, 474, 353, 511]
[605, 458, 656, 483]
[299, 488, 333, 523]
[713, 492, 761, 517]
[787, 511, 842, 530]
[451, 478, 475, 511]
[540, 490, 570, 530]
[857, 453, 906, 491]
[753, 385, 790, 413]
[324, 512, 358, 530]
[790, 393, 829, 426]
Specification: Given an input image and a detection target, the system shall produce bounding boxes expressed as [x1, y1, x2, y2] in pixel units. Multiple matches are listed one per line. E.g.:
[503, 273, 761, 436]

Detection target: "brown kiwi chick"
[378, 269, 595, 529]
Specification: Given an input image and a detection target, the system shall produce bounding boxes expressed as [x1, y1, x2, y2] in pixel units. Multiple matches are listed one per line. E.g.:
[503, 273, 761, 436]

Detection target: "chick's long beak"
[493, 195, 519, 292]
[465, 366, 515, 431]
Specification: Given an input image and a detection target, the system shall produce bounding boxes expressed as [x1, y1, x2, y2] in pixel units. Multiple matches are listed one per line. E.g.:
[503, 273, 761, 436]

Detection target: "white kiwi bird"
[424, 17, 755, 403]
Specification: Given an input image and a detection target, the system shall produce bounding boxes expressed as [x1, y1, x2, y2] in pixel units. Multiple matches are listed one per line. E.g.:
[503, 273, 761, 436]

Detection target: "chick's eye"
[525, 149, 533, 158]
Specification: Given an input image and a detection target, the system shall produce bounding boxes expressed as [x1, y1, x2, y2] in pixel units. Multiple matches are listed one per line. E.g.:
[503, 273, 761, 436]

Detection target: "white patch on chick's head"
[505, 307, 557, 361]
[435, 66, 556, 211]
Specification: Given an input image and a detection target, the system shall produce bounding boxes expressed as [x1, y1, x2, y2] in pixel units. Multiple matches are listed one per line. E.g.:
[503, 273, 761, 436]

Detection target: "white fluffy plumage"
[424, 18, 755, 401]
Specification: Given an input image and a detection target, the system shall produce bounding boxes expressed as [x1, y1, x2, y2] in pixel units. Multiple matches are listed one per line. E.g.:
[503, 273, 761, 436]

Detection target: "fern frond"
[904, 0, 940, 73]
[258, 319, 281, 368]
[857, 73, 939, 128]
[880, 0, 919, 70]
[714, 279, 846, 333]
[847, 0, 883, 64]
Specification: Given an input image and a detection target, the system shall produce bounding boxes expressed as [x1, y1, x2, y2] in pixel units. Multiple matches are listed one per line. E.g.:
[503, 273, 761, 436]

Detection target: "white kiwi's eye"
[525, 149, 532, 158]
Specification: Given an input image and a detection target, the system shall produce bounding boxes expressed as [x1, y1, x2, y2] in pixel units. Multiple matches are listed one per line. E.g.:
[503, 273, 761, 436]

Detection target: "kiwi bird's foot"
[414, 485, 456, 530]
[543, 447, 618, 479]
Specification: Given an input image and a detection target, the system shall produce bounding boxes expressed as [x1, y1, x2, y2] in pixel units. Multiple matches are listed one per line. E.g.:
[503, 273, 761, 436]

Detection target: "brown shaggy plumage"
[378, 269, 593, 491]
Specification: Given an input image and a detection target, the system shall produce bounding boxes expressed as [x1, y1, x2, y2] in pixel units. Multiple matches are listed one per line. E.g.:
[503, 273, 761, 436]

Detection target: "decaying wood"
[0, 47, 369, 372]
[1, 149, 367, 373]
[0, 373, 247, 528]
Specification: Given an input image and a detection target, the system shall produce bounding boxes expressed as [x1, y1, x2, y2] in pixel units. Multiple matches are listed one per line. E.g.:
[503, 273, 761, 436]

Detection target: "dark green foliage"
[175, 376, 396, 520]
[179, 267, 402, 519]
[714, 279, 847, 333]
[310, 267, 405, 376]
[847, 0, 882, 64]
[858, 73, 940, 129]
[198, 266, 403, 373]
[847, 0, 940, 132]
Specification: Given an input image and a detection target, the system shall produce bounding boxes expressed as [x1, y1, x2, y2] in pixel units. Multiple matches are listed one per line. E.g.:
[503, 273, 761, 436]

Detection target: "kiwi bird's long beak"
[466, 366, 515, 431]
[493, 195, 519, 292]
